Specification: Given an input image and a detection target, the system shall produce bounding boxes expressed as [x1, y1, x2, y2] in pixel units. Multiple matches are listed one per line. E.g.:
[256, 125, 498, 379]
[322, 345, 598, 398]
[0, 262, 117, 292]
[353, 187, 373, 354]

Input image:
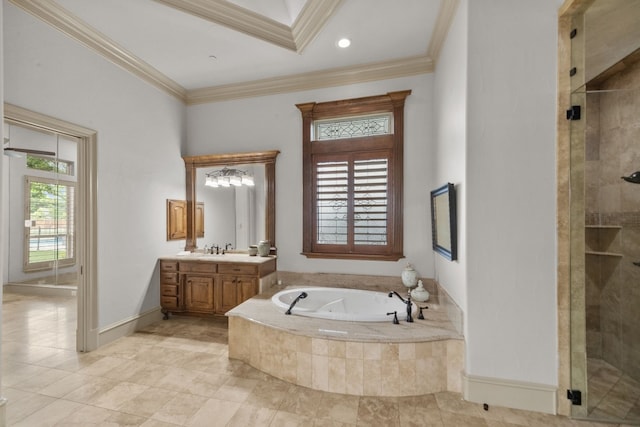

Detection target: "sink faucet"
[388, 291, 413, 323]
[223, 243, 233, 254]
[210, 244, 220, 255]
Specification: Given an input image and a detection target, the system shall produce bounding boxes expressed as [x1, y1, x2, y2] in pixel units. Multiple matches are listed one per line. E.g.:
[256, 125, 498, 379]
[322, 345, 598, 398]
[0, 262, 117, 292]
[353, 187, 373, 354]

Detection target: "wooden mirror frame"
[183, 150, 280, 252]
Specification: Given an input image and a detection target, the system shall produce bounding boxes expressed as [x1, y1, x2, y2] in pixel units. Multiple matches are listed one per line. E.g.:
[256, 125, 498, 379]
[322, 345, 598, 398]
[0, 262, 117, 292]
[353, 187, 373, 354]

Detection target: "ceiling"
[7, 0, 457, 104]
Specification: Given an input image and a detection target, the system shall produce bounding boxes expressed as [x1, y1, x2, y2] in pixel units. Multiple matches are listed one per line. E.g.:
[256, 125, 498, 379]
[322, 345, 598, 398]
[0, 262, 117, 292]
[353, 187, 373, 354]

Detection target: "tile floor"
[587, 358, 640, 422]
[1, 290, 637, 426]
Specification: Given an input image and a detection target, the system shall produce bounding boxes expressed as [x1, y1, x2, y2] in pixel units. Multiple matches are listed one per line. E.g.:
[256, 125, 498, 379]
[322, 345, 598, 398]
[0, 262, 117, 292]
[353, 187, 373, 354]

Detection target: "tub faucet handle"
[418, 305, 429, 320]
[386, 311, 399, 325]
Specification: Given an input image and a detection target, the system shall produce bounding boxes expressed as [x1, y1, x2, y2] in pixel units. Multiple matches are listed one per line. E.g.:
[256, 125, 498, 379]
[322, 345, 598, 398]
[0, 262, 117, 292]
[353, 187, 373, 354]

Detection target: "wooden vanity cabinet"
[184, 275, 215, 312]
[160, 261, 182, 314]
[160, 257, 275, 319]
[217, 275, 258, 313]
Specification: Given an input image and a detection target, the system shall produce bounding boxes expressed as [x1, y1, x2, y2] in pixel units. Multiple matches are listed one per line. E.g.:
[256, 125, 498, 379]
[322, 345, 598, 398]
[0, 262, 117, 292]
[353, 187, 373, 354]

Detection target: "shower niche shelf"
[585, 251, 623, 257]
[584, 225, 622, 257]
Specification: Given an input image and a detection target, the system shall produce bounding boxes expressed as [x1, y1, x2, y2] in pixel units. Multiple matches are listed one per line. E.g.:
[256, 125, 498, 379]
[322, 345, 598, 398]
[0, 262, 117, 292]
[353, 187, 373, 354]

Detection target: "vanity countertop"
[160, 253, 276, 264]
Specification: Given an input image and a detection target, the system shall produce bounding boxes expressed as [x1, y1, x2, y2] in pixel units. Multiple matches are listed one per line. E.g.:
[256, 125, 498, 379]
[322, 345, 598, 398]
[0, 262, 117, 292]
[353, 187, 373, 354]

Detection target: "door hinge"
[566, 105, 581, 121]
[567, 389, 582, 406]
[570, 28, 577, 39]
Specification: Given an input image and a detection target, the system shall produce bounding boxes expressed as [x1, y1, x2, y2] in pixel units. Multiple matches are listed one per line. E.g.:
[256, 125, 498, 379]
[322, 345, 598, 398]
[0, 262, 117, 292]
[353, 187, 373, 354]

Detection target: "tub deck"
[226, 293, 462, 343]
[226, 292, 464, 397]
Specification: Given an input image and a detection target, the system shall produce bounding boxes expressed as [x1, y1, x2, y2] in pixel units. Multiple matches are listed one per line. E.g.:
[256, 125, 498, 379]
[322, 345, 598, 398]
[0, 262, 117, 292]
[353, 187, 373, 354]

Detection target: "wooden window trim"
[296, 90, 411, 261]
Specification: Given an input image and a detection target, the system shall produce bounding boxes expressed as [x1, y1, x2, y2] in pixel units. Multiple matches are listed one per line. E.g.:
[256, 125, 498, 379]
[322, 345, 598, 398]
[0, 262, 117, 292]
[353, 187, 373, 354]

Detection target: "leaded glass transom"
[314, 114, 392, 141]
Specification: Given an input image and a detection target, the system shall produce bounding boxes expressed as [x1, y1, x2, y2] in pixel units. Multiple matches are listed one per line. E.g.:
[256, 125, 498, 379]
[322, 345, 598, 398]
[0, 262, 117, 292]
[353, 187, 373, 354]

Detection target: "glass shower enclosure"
[569, 2, 640, 423]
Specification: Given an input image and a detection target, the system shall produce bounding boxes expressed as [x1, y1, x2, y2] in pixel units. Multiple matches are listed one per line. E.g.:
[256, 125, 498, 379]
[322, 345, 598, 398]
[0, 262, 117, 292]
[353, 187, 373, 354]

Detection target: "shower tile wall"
[584, 58, 640, 383]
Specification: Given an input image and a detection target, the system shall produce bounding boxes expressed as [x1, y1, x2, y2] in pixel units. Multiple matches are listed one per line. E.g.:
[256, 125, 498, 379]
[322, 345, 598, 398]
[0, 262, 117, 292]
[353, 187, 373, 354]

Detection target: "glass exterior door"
[3, 122, 79, 290]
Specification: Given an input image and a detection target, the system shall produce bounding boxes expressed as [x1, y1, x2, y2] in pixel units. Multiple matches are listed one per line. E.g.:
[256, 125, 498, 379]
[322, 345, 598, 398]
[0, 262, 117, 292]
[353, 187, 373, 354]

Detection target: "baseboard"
[98, 307, 163, 347]
[462, 372, 557, 414]
[0, 397, 6, 427]
[3, 283, 76, 297]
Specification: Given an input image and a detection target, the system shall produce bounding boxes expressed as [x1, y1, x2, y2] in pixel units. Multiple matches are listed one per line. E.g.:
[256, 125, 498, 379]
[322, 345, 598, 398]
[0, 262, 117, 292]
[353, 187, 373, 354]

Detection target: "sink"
[199, 253, 252, 261]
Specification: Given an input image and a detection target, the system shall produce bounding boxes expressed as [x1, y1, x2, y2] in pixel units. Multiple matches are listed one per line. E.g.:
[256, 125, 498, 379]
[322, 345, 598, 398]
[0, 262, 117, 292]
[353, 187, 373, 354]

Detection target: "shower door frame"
[558, 0, 640, 423]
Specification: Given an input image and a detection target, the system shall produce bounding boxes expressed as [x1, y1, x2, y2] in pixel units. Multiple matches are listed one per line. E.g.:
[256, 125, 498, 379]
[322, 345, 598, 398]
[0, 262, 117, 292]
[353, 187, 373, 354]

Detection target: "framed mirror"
[430, 182, 457, 261]
[183, 150, 279, 252]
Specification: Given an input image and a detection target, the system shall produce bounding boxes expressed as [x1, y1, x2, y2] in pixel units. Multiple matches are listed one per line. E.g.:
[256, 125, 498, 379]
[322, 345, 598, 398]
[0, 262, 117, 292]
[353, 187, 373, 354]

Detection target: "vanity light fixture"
[205, 167, 254, 188]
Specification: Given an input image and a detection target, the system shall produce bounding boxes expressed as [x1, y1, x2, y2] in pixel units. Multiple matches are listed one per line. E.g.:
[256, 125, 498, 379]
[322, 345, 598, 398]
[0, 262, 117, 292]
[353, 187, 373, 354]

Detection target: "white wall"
[3, 2, 187, 329]
[433, 0, 469, 321]
[0, 0, 6, 421]
[464, 0, 560, 386]
[187, 74, 436, 279]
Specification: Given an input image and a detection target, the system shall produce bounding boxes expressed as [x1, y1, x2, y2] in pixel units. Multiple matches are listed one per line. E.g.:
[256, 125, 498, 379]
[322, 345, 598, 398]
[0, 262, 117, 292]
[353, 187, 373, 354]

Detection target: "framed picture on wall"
[430, 183, 457, 261]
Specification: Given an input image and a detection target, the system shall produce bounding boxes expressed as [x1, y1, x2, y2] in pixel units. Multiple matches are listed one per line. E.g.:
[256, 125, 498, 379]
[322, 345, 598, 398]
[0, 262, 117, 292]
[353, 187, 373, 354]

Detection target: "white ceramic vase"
[401, 264, 418, 288]
[257, 240, 270, 257]
[411, 280, 430, 302]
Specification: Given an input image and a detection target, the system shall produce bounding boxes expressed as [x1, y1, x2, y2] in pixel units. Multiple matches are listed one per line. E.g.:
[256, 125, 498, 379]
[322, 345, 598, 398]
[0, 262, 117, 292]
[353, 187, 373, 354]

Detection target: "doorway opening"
[3, 104, 98, 352]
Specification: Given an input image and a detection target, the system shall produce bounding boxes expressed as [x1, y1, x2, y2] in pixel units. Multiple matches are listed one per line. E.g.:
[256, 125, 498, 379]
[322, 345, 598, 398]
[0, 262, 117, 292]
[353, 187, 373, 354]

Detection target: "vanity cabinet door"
[166, 200, 187, 240]
[216, 274, 258, 314]
[184, 275, 215, 312]
[237, 276, 258, 305]
[217, 276, 240, 314]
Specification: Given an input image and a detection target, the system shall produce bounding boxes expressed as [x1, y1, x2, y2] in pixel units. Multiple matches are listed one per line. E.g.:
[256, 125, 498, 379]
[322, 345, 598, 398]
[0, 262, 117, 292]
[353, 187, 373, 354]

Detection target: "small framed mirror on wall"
[430, 182, 457, 261]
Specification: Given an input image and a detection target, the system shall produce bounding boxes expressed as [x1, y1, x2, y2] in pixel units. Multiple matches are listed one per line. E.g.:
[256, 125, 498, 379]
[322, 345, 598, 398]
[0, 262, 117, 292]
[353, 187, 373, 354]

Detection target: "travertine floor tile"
[185, 397, 241, 426]
[3, 292, 639, 426]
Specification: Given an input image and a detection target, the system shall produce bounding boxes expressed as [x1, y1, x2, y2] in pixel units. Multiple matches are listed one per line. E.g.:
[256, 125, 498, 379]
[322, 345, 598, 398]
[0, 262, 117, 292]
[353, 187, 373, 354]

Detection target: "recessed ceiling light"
[337, 38, 351, 48]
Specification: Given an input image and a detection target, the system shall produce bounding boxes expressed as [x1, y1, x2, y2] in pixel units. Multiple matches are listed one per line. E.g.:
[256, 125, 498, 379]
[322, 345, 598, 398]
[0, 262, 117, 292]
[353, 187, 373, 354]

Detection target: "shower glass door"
[569, 51, 640, 426]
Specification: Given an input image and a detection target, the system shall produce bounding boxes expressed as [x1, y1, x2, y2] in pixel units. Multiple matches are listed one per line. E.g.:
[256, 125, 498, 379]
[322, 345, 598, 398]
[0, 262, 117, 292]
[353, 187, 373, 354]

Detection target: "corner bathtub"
[271, 286, 416, 322]
[228, 286, 464, 397]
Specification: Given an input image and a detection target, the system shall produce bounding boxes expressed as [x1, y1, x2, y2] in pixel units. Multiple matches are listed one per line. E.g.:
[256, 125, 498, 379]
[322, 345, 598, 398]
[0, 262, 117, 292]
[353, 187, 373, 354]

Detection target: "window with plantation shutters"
[297, 90, 410, 261]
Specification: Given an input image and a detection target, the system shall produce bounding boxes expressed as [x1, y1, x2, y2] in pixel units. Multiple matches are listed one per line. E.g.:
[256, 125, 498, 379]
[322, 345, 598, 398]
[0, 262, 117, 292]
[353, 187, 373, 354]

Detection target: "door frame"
[4, 103, 98, 351]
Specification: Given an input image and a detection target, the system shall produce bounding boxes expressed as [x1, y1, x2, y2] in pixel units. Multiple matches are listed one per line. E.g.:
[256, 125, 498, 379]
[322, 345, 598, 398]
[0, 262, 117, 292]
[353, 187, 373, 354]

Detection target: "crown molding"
[152, 0, 296, 51]
[292, 0, 343, 53]
[153, 0, 343, 53]
[427, 0, 460, 63]
[186, 55, 434, 105]
[9, 0, 187, 101]
[10, 0, 451, 105]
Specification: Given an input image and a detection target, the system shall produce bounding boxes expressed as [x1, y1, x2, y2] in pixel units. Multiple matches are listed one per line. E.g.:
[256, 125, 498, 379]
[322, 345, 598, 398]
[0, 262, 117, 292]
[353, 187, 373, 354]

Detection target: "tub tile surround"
[227, 271, 464, 397]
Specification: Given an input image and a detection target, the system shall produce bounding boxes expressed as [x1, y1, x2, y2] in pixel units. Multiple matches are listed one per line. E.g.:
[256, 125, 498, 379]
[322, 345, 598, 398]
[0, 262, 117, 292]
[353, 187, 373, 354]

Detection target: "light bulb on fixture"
[242, 175, 255, 186]
[219, 176, 230, 187]
[230, 175, 242, 186]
